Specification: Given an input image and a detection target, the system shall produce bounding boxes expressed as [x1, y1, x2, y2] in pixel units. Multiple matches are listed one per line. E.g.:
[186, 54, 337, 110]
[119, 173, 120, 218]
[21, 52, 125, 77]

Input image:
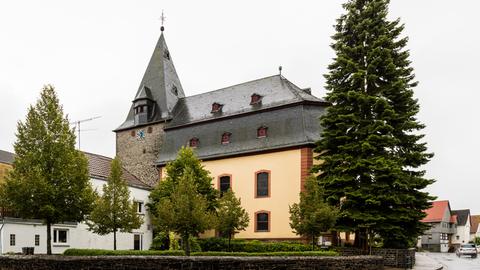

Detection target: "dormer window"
[211, 103, 223, 113]
[221, 132, 231, 144]
[250, 94, 263, 105]
[257, 126, 268, 138]
[163, 49, 170, 60]
[189, 137, 199, 148]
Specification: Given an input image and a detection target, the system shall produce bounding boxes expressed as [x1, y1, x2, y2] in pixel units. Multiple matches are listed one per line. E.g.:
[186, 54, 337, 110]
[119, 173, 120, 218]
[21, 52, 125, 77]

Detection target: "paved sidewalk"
[412, 253, 443, 270]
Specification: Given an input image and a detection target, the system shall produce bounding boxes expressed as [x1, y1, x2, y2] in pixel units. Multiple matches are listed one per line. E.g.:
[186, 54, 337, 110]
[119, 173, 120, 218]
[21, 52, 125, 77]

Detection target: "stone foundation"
[338, 248, 415, 269]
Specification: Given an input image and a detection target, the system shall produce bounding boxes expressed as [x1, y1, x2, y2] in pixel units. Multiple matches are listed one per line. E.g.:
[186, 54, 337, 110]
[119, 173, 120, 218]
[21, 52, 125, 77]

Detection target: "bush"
[63, 249, 185, 256]
[197, 238, 318, 252]
[192, 251, 338, 256]
[150, 231, 170, 250]
[189, 237, 202, 252]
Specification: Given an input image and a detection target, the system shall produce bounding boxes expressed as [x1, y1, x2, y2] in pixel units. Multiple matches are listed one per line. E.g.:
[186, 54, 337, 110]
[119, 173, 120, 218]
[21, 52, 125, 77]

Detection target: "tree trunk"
[113, 229, 117, 250]
[228, 234, 232, 252]
[183, 234, 191, 256]
[46, 222, 52, 255]
[311, 235, 315, 251]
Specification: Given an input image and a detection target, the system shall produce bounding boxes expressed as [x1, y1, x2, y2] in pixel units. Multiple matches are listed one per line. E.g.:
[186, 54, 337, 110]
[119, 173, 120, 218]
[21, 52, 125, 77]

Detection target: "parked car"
[456, 244, 478, 258]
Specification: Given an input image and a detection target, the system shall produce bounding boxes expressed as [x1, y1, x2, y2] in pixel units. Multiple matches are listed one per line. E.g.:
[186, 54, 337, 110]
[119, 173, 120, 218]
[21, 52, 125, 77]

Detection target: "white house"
[0, 151, 153, 254]
[451, 209, 471, 248]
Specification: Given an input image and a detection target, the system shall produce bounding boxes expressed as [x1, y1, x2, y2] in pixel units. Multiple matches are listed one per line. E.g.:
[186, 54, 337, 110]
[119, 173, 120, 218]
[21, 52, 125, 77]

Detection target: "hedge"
[63, 249, 338, 257]
[63, 249, 185, 256]
[197, 238, 320, 252]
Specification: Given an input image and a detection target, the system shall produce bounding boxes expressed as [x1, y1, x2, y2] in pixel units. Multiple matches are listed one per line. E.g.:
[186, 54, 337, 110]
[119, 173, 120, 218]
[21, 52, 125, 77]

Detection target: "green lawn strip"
[63, 249, 337, 257]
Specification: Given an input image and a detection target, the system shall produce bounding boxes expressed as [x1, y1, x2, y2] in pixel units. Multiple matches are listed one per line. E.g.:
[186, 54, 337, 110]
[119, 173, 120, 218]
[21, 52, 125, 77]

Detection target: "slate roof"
[471, 215, 480, 234]
[422, 200, 451, 223]
[83, 152, 151, 190]
[452, 209, 471, 226]
[0, 150, 14, 165]
[115, 32, 185, 131]
[156, 75, 327, 165]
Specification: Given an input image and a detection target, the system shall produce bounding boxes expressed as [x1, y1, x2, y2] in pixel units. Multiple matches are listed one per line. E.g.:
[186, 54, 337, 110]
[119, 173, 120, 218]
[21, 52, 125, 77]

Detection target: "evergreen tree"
[87, 157, 143, 250]
[148, 147, 218, 215]
[155, 167, 215, 256]
[1, 85, 95, 254]
[216, 190, 250, 251]
[289, 176, 339, 250]
[314, 0, 435, 249]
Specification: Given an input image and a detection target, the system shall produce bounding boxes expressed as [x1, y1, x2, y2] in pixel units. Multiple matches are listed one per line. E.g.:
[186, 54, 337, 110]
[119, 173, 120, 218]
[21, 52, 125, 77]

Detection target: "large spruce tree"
[2, 85, 95, 254]
[314, 0, 435, 249]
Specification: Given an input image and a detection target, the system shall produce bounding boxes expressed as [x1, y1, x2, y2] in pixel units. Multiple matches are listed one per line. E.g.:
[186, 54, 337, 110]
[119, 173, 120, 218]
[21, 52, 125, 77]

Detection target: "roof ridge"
[184, 74, 280, 99]
[82, 151, 113, 161]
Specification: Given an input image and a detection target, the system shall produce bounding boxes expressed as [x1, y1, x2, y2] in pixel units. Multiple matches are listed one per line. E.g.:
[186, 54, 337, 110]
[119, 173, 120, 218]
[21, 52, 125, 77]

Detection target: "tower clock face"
[137, 130, 145, 140]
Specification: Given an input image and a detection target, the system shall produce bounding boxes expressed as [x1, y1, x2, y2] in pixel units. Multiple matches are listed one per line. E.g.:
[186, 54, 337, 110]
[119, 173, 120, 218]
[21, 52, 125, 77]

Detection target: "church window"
[164, 49, 170, 60]
[218, 175, 232, 194]
[147, 127, 153, 133]
[255, 170, 270, 198]
[255, 211, 270, 232]
[211, 103, 223, 113]
[257, 126, 268, 138]
[250, 94, 263, 105]
[189, 138, 199, 148]
[139, 106, 144, 113]
[131, 130, 135, 137]
[221, 132, 231, 144]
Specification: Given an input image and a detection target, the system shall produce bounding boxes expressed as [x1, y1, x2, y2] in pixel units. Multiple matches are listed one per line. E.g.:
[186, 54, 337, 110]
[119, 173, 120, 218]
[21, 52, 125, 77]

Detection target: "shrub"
[150, 231, 170, 250]
[63, 249, 185, 256]
[197, 238, 317, 252]
[191, 251, 338, 256]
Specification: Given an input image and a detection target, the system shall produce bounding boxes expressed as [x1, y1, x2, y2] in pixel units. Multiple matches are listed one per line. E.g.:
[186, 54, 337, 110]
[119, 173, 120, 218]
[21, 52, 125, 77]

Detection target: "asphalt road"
[424, 252, 480, 270]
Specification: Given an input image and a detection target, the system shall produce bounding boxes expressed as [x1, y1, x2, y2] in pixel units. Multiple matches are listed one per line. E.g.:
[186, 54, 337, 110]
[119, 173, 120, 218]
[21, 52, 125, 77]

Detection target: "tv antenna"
[70, 116, 101, 150]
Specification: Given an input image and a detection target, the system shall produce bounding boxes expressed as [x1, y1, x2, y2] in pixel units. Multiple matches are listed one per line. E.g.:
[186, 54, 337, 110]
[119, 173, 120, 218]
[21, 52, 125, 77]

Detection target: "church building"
[114, 27, 328, 240]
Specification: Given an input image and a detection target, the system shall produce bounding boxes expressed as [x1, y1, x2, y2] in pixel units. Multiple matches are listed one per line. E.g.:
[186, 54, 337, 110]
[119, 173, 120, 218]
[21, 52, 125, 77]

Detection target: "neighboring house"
[114, 27, 328, 240]
[0, 150, 153, 254]
[0, 150, 14, 183]
[420, 200, 457, 252]
[451, 209, 471, 247]
[470, 215, 480, 241]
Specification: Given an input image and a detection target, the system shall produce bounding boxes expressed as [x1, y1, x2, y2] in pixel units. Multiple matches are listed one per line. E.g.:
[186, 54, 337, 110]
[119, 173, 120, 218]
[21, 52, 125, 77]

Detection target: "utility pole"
[70, 116, 101, 150]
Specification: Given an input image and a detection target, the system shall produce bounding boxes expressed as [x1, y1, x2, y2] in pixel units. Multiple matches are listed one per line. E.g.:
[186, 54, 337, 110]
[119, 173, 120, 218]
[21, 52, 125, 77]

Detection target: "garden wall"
[338, 248, 415, 269]
[0, 255, 384, 270]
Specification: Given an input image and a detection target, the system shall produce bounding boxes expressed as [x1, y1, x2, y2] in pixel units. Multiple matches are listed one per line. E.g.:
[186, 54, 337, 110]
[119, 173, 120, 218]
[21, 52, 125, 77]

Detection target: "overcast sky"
[1, 1, 479, 212]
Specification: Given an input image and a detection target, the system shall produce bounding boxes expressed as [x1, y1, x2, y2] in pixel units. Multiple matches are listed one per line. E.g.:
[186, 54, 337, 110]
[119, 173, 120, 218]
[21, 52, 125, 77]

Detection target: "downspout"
[0, 217, 5, 254]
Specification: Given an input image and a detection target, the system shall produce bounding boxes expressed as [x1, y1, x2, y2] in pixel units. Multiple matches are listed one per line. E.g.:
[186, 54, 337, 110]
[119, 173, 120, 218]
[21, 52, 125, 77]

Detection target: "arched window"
[189, 138, 199, 148]
[255, 170, 270, 198]
[221, 132, 231, 144]
[211, 103, 223, 113]
[257, 126, 268, 138]
[218, 174, 232, 194]
[255, 211, 270, 232]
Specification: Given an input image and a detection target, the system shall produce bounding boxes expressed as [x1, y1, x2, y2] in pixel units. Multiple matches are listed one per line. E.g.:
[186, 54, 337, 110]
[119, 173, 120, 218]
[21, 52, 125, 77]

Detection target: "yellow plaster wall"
[0, 163, 12, 183]
[162, 149, 303, 239]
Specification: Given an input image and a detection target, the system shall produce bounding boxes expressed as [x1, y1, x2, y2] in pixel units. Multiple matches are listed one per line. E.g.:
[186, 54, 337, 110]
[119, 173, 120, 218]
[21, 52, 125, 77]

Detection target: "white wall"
[0, 177, 153, 254]
[453, 216, 471, 245]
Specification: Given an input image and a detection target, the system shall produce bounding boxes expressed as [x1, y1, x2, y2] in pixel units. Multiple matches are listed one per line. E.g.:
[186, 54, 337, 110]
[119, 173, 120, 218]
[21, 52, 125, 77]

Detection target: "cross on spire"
[160, 10, 166, 32]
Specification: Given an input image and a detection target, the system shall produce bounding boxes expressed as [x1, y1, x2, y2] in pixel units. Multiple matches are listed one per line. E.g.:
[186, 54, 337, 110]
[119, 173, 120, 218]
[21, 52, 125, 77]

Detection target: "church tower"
[114, 27, 185, 186]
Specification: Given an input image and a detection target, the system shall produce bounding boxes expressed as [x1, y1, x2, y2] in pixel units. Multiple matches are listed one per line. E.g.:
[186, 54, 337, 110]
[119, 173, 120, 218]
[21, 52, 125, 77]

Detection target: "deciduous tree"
[216, 190, 249, 251]
[2, 85, 95, 254]
[87, 157, 143, 250]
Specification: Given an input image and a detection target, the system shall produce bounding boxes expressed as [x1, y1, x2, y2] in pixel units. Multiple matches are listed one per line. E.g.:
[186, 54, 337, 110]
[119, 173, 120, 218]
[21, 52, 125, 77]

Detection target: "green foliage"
[155, 166, 216, 255]
[63, 249, 184, 256]
[289, 176, 338, 250]
[313, 0, 435, 249]
[148, 147, 218, 215]
[216, 190, 249, 249]
[190, 251, 338, 257]
[1, 85, 95, 254]
[150, 231, 170, 250]
[474, 237, 480, 246]
[197, 238, 320, 252]
[87, 157, 143, 250]
[169, 232, 180, 250]
[188, 237, 202, 252]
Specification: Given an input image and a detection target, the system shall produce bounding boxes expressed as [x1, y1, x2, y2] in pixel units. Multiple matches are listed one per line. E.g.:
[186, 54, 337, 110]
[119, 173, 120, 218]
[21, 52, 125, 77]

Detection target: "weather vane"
[160, 10, 166, 32]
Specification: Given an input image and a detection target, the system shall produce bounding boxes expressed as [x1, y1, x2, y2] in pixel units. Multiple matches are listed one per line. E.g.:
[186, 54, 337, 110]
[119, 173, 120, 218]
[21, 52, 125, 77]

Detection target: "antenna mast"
[70, 116, 101, 150]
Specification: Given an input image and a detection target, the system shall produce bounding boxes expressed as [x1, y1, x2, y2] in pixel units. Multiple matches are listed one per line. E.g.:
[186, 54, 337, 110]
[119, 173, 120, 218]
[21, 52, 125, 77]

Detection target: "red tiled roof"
[83, 152, 151, 190]
[422, 200, 450, 223]
[471, 215, 480, 234]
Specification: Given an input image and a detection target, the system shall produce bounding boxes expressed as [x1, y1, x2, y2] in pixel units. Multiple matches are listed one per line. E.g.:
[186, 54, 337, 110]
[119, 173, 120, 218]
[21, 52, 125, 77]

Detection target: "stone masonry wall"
[338, 248, 415, 269]
[0, 255, 384, 270]
[116, 123, 165, 187]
